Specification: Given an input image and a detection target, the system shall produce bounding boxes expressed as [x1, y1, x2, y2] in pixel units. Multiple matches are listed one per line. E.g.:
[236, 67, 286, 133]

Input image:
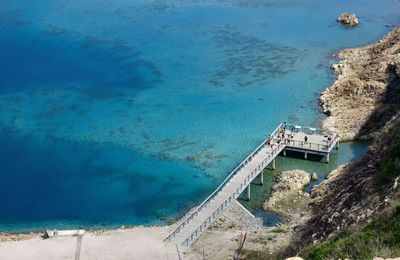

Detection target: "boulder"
[338, 12, 359, 26]
[311, 173, 319, 181]
[263, 170, 311, 213]
[272, 170, 311, 193]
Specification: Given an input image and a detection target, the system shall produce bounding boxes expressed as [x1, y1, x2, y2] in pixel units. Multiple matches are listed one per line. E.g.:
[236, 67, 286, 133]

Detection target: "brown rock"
[338, 13, 359, 26]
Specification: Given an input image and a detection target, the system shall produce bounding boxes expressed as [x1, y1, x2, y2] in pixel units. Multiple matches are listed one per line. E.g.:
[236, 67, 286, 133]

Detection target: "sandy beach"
[0, 227, 200, 260]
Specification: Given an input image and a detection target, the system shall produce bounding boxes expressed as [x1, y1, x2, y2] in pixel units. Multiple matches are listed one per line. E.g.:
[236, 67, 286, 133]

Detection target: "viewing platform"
[165, 123, 340, 247]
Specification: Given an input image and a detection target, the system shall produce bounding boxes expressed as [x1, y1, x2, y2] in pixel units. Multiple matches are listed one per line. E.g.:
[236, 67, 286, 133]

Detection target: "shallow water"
[0, 0, 399, 232]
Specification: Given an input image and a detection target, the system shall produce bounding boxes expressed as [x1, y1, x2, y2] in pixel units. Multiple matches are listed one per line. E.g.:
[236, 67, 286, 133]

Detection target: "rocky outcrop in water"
[262, 170, 311, 217]
[320, 27, 400, 140]
[337, 12, 359, 26]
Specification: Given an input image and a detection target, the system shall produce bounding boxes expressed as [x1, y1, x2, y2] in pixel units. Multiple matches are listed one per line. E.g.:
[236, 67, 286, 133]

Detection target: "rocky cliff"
[320, 27, 400, 141]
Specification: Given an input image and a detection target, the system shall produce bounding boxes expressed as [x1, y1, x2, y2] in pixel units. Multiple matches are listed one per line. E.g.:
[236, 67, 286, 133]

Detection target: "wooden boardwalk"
[165, 123, 339, 247]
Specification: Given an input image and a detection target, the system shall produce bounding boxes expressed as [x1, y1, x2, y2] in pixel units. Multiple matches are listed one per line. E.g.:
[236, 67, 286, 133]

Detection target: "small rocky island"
[338, 12, 359, 26]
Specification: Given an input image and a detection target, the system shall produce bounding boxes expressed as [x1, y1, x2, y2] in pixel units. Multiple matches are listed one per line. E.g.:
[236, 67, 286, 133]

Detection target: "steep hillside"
[300, 204, 400, 259]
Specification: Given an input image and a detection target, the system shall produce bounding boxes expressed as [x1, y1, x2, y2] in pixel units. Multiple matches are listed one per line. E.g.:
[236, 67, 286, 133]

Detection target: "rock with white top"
[338, 12, 359, 26]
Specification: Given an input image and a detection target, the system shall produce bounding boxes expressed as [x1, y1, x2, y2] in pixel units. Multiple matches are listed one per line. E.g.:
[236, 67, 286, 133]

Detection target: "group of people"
[323, 130, 334, 144]
[266, 122, 293, 150]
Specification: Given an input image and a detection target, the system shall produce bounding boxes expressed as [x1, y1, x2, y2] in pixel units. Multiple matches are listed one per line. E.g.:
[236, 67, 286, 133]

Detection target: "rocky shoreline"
[320, 27, 400, 141]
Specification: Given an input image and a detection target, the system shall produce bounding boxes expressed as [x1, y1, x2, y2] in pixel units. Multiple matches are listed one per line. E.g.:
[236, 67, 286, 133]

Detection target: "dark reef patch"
[210, 26, 307, 88]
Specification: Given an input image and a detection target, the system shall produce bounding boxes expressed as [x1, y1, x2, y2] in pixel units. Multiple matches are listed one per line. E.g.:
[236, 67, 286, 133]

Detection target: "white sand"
[0, 227, 199, 260]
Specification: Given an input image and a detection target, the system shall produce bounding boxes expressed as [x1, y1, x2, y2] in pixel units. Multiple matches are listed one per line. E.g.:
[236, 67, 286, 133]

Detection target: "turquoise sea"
[0, 0, 399, 232]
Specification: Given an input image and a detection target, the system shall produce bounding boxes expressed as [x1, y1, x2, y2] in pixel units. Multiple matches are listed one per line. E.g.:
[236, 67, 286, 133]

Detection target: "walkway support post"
[304, 152, 308, 160]
[336, 140, 340, 150]
[283, 149, 286, 156]
[272, 159, 276, 170]
[260, 172, 264, 185]
[326, 153, 330, 163]
[247, 185, 251, 201]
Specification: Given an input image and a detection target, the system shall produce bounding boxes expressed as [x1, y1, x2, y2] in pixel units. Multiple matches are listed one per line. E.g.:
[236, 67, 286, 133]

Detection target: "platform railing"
[285, 124, 339, 152]
[286, 139, 329, 151]
[286, 123, 326, 135]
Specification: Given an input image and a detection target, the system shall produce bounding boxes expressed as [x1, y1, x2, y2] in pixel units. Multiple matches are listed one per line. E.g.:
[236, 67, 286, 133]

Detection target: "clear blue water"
[0, 0, 399, 232]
